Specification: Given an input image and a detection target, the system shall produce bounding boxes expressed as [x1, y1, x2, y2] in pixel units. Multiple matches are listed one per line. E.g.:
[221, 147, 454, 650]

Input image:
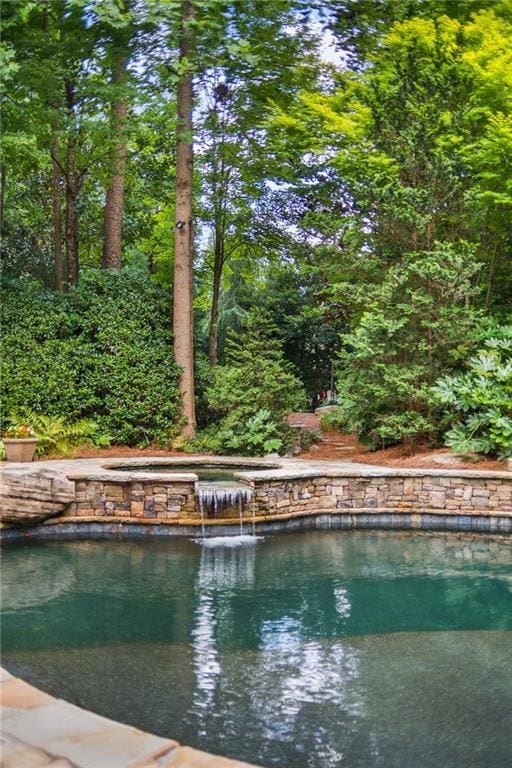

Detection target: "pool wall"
[1, 457, 511, 534]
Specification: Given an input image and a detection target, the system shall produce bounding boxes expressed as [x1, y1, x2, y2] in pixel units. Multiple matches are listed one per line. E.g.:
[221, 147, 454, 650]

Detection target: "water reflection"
[1, 549, 76, 610]
[191, 540, 258, 729]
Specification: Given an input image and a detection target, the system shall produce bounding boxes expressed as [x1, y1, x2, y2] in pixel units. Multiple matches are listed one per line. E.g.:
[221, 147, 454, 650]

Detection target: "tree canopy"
[1, 0, 511, 456]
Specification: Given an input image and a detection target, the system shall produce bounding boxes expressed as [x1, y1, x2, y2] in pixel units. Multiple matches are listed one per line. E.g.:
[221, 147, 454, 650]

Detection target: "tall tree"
[174, 0, 196, 435]
[63, 77, 81, 286]
[102, 1, 133, 270]
[50, 127, 63, 289]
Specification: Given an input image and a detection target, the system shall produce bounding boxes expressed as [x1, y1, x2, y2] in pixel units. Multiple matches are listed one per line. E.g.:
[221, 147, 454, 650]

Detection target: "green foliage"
[197, 408, 283, 457]
[2, 0, 511, 456]
[432, 326, 512, 458]
[196, 315, 306, 456]
[6, 409, 109, 456]
[319, 409, 346, 432]
[297, 428, 321, 452]
[333, 244, 483, 448]
[1, 270, 181, 445]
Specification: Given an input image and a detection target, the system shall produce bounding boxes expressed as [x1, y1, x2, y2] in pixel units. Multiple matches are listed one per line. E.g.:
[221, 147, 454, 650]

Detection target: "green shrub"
[432, 325, 512, 458]
[319, 409, 345, 431]
[214, 408, 283, 456]
[334, 244, 483, 448]
[297, 428, 321, 451]
[196, 314, 306, 455]
[1, 269, 181, 445]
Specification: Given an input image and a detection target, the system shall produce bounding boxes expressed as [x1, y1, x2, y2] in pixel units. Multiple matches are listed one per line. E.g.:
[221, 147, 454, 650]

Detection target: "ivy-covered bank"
[1, 270, 181, 445]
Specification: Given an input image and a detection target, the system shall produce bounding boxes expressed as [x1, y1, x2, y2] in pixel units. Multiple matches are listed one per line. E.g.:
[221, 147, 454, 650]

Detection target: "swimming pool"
[2, 530, 511, 767]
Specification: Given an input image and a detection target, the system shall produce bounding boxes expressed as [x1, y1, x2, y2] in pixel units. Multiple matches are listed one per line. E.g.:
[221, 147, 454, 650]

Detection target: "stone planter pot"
[2, 438, 39, 462]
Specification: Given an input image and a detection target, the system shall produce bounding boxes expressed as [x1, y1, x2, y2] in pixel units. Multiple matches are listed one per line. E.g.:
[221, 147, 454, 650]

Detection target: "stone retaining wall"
[2, 459, 511, 530]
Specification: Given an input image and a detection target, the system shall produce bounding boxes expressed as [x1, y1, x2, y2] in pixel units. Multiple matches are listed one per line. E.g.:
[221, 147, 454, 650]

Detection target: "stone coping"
[2, 455, 511, 482]
[0, 666, 259, 768]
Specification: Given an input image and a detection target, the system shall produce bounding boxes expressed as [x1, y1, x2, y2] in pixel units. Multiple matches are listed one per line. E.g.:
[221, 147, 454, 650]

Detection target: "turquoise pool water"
[2, 531, 511, 767]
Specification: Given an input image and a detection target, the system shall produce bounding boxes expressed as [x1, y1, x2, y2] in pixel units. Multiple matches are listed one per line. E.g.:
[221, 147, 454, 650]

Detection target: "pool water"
[2, 531, 512, 768]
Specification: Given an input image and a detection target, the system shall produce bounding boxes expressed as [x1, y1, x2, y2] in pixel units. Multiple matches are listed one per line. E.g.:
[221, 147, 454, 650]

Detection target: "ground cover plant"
[4, 410, 109, 457]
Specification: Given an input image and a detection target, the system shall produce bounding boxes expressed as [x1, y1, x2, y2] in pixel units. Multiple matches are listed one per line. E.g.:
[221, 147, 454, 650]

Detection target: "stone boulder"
[0, 467, 75, 526]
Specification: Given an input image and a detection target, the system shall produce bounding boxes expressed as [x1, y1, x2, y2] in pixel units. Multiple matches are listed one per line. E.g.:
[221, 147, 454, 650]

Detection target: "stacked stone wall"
[65, 479, 196, 520]
[4, 467, 511, 529]
[249, 474, 512, 518]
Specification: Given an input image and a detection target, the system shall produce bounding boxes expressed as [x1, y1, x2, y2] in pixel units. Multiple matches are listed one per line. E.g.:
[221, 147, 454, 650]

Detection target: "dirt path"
[288, 413, 507, 472]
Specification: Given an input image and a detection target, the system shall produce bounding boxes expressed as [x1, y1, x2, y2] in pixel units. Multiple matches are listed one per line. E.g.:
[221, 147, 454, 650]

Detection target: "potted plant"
[2, 424, 39, 462]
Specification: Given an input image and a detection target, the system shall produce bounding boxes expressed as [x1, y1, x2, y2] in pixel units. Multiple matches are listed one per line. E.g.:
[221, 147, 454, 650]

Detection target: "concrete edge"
[2, 456, 511, 483]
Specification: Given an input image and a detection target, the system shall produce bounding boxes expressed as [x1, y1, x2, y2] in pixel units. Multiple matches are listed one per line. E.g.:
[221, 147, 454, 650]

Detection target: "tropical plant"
[216, 408, 283, 456]
[432, 326, 512, 458]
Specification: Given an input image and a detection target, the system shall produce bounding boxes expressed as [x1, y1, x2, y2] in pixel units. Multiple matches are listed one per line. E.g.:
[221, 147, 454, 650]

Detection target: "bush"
[319, 409, 345, 431]
[432, 325, 512, 458]
[1, 269, 182, 445]
[196, 314, 306, 455]
[333, 244, 483, 448]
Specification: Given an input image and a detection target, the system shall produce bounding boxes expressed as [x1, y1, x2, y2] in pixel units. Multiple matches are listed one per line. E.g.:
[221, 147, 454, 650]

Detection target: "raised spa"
[112, 463, 266, 482]
[2, 530, 511, 768]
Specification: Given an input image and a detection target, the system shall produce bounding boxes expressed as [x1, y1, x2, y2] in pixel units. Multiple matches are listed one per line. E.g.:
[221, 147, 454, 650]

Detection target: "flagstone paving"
[0, 668, 258, 768]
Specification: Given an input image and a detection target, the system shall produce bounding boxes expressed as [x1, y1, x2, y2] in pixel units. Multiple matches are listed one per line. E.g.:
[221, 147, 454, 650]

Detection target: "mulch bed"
[27, 415, 508, 472]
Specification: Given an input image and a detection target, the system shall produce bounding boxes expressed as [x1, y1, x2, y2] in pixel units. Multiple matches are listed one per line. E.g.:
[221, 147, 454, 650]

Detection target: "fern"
[7, 409, 110, 457]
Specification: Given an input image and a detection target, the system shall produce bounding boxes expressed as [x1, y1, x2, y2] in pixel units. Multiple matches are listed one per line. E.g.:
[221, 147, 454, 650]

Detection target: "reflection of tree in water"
[3, 532, 512, 767]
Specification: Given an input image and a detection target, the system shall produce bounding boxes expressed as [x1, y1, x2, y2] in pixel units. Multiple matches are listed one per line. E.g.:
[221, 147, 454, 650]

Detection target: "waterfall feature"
[197, 484, 253, 536]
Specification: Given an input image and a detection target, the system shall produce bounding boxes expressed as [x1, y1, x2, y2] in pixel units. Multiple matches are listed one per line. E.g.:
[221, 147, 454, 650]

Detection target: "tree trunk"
[51, 132, 64, 290]
[65, 172, 79, 286]
[208, 228, 223, 366]
[102, 50, 129, 269]
[65, 79, 79, 286]
[0, 163, 5, 236]
[173, 0, 196, 436]
[485, 246, 499, 310]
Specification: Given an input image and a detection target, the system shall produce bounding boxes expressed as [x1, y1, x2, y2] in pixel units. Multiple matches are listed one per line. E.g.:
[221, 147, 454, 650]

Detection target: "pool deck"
[2, 454, 511, 481]
[0, 666, 259, 768]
